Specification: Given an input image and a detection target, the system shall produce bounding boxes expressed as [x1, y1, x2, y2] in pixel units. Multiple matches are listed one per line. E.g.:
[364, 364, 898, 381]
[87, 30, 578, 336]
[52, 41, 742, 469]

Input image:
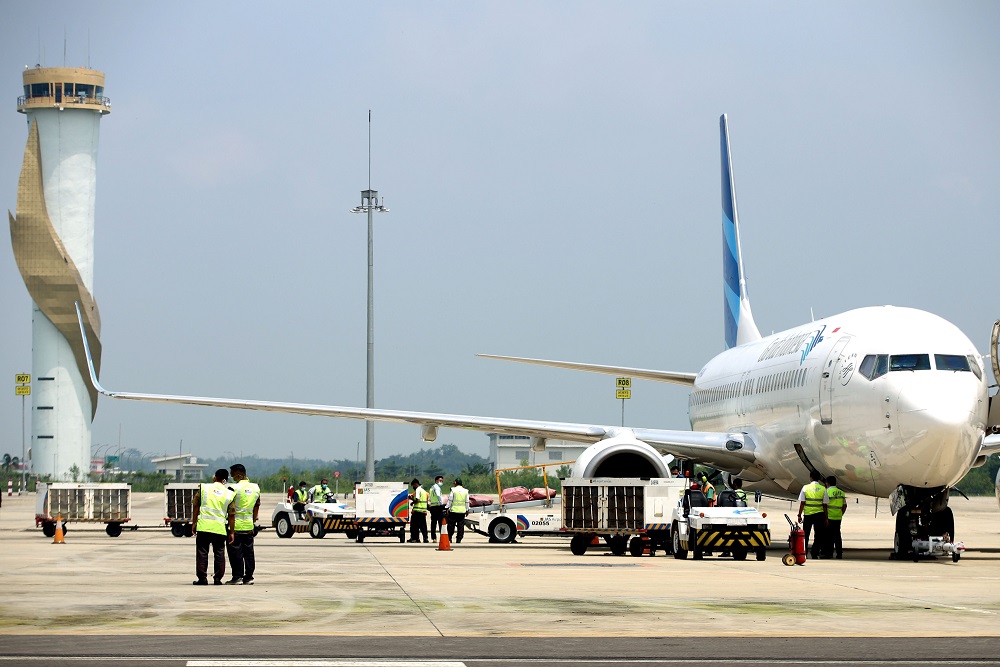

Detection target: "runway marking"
[188, 662, 467, 667]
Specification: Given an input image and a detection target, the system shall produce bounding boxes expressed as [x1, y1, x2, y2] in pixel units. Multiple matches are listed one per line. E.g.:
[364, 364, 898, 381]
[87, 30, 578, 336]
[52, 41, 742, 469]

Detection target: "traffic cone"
[436, 516, 452, 551]
[52, 514, 65, 544]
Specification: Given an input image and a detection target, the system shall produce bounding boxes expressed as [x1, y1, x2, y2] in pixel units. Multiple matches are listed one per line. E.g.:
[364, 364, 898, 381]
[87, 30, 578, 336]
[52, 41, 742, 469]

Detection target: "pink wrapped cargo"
[500, 486, 533, 504]
[469, 494, 494, 507]
[530, 487, 557, 500]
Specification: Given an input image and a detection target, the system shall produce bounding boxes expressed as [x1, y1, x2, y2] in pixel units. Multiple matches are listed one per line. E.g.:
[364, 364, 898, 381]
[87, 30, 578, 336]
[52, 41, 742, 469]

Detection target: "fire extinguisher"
[783, 514, 806, 566]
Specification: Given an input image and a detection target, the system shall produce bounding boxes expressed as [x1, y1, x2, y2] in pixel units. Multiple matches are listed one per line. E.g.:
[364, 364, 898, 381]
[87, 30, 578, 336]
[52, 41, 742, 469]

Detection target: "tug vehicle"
[670, 487, 770, 560]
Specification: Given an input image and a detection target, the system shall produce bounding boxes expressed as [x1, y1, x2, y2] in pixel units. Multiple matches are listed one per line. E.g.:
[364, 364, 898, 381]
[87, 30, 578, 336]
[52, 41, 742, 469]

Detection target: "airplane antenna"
[810, 307, 815, 323]
[350, 110, 389, 483]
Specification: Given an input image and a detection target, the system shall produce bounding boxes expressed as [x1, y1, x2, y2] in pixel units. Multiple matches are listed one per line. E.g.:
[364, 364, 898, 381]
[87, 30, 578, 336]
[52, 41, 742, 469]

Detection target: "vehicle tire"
[345, 530, 358, 540]
[275, 514, 294, 539]
[782, 553, 796, 566]
[672, 524, 687, 559]
[570, 534, 589, 556]
[105, 523, 122, 538]
[952, 552, 960, 563]
[691, 528, 703, 559]
[357, 533, 366, 543]
[629, 536, 645, 557]
[732, 548, 747, 561]
[489, 518, 517, 544]
[933, 507, 955, 541]
[755, 548, 767, 561]
[309, 520, 326, 539]
[184, 523, 193, 537]
[170, 523, 185, 538]
[893, 511, 910, 559]
[609, 535, 628, 557]
[42, 522, 55, 538]
[397, 530, 404, 543]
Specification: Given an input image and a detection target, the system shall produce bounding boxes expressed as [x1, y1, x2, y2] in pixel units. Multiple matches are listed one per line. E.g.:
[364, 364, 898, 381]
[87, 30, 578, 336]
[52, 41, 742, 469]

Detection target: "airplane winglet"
[75, 300, 112, 397]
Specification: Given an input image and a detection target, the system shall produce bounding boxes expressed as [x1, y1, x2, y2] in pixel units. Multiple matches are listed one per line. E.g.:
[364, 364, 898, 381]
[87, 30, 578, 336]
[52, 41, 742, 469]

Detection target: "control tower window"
[889, 354, 930, 372]
[29, 83, 50, 98]
[934, 354, 971, 373]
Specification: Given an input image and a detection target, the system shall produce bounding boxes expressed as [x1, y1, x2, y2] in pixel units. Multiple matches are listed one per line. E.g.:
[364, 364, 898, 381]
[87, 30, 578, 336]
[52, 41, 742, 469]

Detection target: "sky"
[1, 2, 998, 465]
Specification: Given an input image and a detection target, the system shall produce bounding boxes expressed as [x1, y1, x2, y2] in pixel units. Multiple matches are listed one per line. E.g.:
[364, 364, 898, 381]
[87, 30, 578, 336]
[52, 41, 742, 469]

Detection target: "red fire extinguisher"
[783, 514, 806, 566]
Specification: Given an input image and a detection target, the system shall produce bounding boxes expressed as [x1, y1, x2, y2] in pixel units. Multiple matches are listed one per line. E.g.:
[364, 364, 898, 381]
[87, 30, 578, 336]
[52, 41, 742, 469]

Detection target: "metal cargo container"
[164, 483, 201, 537]
[35, 482, 132, 537]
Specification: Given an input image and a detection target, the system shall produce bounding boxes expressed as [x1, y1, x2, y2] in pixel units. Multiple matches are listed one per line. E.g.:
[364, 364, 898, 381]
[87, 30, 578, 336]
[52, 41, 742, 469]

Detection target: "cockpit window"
[934, 354, 971, 373]
[859, 354, 889, 380]
[967, 355, 983, 380]
[889, 354, 931, 371]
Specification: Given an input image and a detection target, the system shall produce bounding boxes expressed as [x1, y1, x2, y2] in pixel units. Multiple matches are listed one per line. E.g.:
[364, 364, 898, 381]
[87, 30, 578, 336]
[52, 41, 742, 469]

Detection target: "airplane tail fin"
[720, 114, 762, 349]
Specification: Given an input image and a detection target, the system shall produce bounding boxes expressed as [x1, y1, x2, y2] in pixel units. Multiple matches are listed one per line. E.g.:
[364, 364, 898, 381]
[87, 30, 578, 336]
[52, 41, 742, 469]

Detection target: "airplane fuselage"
[689, 305, 988, 498]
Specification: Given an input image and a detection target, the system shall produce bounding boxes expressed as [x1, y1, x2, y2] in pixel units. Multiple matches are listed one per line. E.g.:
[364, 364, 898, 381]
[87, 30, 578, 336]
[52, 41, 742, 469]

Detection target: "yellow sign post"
[615, 377, 632, 426]
[15, 385, 30, 396]
[15, 373, 31, 494]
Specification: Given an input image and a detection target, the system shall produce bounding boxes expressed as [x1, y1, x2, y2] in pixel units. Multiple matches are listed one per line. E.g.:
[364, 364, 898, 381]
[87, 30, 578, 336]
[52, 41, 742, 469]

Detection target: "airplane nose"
[896, 379, 981, 484]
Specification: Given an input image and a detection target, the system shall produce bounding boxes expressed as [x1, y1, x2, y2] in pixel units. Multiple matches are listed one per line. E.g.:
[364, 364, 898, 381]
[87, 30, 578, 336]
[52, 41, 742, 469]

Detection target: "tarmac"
[1, 490, 999, 639]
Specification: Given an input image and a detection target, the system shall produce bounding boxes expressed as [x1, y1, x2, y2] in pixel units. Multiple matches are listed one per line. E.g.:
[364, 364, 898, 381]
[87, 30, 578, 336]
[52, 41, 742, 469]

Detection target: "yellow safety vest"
[734, 489, 748, 503]
[294, 488, 309, 503]
[196, 482, 236, 535]
[311, 484, 329, 501]
[233, 479, 261, 532]
[827, 486, 846, 521]
[802, 481, 827, 515]
[428, 483, 444, 506]
[450, 486, 469, 513]
[412, 486, 428, 512]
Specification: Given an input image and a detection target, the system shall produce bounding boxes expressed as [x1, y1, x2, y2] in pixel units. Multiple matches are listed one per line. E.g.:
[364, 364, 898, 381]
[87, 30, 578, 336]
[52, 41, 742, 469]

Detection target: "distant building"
[151, 454, 208, 482]
[487, 434, 588, 471]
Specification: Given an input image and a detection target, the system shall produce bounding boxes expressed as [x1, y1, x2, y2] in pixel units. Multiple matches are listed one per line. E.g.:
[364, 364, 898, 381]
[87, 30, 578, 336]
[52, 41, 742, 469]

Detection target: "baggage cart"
[164, 483, 200, 537]
[35, 482, 132, 537]
[352, 482, 409, 542]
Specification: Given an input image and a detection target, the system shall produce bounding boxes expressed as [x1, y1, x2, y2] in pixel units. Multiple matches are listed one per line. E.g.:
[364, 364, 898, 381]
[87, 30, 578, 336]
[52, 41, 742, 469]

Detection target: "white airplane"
[76, 115, 1000, 557]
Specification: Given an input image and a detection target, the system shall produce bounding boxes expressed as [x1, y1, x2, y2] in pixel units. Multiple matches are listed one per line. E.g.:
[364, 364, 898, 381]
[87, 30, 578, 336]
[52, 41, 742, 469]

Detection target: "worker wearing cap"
[191, 468, 237, 585]
[225, 463, 261, 585]
[408, 478, 429, 543]
[447, 478, 470, 544]
[824, 476, 847, 559]
[428, 475, 446, 541]
[700, 474, 716, 507]
[309, 479, 331, 503]
[796, 469, 829, 559]
[731, 478, 749, 505]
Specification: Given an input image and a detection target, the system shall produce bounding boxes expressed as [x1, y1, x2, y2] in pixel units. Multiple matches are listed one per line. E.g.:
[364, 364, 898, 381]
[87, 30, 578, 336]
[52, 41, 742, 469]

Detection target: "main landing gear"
[890, 486, 959, 562]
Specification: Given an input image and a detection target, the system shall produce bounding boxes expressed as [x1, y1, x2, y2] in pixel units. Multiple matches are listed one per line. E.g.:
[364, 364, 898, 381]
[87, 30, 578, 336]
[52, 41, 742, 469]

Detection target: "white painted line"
[187, 662, 467, 667]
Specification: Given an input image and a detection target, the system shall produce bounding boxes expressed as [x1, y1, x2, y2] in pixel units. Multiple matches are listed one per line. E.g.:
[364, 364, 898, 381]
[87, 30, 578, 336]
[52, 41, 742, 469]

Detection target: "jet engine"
[571, 430, 673, 478]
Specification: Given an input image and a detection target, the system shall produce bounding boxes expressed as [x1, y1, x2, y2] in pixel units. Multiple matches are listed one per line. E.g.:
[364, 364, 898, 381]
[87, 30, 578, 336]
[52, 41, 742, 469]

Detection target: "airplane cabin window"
[889, 354, 931, 372]
[934, 354, 970, 372]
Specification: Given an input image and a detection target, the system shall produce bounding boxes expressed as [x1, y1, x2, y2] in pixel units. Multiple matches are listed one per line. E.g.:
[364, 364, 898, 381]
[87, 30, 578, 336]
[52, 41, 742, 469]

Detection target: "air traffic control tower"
[8, 67, 110, 480]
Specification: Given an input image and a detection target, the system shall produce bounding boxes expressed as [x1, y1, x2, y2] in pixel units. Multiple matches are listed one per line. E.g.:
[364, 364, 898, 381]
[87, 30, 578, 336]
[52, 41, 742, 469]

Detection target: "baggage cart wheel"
[628, 536, 645, 557]
[42, 522, 55, 538]
[185, 523, 193, 537]
[170, 523, 185, 538]
[105, 523, 123, 538]
[345, 530, 357, 540]
[309, 520, 326, 539]
[782, 553, 796, 566]
[275, 514, 294, 539]
[489, 518, 517, 544]
[398, 530, 405, 543]
[357, 533, 366, 543]
[609, 535, 628, 557]
[755, 548, 767, 561]
[570, 534, 589, 556]
[671, 524, 687, 559]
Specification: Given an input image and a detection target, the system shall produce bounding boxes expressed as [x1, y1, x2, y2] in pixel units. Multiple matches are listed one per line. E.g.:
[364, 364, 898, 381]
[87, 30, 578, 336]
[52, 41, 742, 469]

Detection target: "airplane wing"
[477, 354, 697, 386]
[75, 304, 754, 471]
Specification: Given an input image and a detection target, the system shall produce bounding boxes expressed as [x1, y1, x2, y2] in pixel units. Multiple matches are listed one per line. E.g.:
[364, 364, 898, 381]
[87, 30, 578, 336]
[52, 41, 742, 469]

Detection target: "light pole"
[350, 110, 389, 483]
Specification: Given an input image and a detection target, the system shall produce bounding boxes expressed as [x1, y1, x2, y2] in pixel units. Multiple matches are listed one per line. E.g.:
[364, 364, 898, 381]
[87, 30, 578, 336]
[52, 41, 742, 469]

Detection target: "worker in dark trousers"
[225, 464, 261, 585]
[191, 469, 236, 585]
[428, 475, 446, 541]
[796, 469, 829, 559]
[292, 481, 309, 519]
[447, 478, 470, 544]
[824, 476, 847, 559]
[408, 478, 429, 543]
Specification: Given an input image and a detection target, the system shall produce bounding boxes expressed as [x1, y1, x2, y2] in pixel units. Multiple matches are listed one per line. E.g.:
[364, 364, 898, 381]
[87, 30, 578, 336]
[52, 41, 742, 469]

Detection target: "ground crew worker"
[732, 478, 748, 505]
[796, 469, 829, 559]
[447, 478, 470, 544]
[191, 468, 237, 585]
[225, 464, 261, 585]
[293, 481, 309, 518]
[428, 475, 445, 541]
[309, 479, 331, 503]
[700, 474, 716, 506]
[824, 475, 847, 559]
[408, 478, 429, 543]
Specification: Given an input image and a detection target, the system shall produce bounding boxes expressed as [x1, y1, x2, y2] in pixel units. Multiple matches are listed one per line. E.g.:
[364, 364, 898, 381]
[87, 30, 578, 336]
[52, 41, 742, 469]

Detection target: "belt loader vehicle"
[352, 482, 409, 542]
[466, 461, 571, 543]
[670, 487, 770, 560]
[35, 482, 132, 537]
[562, 477, 687, 556]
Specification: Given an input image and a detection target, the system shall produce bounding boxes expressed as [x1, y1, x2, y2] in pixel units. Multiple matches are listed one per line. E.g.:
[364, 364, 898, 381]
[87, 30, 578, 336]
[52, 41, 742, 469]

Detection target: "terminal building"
[151, 454, 209, 482]
[9, 66, 111, 480]
[487, 434, 588, 471]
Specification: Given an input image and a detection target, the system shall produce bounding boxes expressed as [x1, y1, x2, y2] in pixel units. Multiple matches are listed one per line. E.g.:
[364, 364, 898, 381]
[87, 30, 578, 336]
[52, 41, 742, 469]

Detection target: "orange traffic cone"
[436, 516, 452, 551]
[52, 514, 66, 544]
[590, 534, 601, 546]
